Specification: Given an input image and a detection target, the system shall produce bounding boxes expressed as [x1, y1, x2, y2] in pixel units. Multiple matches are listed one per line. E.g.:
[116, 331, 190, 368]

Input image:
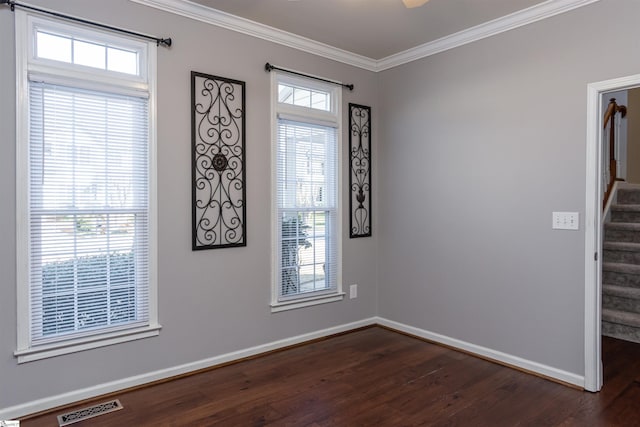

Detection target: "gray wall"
[0, 0, 379, 410]
[5, 0, 640, 415]
[377, 0, 640, 376]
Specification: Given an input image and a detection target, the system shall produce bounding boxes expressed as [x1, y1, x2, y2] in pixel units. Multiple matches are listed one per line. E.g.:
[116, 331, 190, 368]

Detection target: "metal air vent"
[57, 399, 123, 426]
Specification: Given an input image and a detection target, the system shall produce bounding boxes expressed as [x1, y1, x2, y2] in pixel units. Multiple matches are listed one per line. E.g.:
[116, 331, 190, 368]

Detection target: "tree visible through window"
[29, 83, 149, 340]
[15, 11, 159, 362]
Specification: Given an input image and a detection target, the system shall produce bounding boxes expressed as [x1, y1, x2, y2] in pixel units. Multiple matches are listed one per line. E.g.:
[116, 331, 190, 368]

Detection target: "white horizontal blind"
[277, 119, 337, 299]
[28, 81, 150, 344]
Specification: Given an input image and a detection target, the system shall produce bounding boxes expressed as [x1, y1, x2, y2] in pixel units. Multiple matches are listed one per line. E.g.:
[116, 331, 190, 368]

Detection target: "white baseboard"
[0, 317, 378, 421]
[375, 317, 585, 388]
[2, 316, 586, 420]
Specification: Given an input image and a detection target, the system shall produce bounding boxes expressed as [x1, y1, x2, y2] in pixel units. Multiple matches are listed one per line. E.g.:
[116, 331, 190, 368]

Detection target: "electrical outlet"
[552, 212, 579, 230]
[349, 284, 358, 299]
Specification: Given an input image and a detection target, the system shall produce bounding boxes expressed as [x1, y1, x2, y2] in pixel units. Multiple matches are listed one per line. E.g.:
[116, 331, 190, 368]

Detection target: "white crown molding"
[132, 0, 600, 72]
[130, 0, 599, 71]
[129, 0, 378, 72]
[376, 0, 601, 71]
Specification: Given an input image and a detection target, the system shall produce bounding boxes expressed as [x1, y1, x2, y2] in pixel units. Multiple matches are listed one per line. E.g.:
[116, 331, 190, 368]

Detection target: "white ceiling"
[134, 0, 599, 70]
[192, 0, 547, 60]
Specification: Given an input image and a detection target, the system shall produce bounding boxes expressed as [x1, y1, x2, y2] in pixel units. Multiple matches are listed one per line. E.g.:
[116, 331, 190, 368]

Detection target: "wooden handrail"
[603, 98, 627, 128]
[603, 98, 628, 209]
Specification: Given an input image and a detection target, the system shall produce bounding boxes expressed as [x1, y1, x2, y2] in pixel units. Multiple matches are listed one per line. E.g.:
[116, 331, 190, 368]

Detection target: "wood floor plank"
[20, 327, 640, 426]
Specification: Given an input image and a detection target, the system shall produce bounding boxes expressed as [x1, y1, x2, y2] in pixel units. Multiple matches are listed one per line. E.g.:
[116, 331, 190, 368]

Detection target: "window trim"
[14, 9, 160, 363]
[29, 14, 149, 84]
[270, 71, 344, 312]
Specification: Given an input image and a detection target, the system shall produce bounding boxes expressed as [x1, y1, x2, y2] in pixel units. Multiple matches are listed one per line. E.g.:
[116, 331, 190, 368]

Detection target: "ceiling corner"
[131, 0, 600, 73]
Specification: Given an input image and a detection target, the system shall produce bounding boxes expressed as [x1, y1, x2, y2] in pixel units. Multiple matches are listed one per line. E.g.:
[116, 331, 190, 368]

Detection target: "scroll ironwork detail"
[191, 71, 246, 249]
[349, 103, 371, 238]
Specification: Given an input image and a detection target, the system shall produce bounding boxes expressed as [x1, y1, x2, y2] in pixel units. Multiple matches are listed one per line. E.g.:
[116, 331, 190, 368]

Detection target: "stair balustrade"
[603, 98, 628, 209]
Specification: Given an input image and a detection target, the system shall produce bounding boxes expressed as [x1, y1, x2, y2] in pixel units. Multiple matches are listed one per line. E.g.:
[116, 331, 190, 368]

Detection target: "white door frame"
[585, 73, 640, 392]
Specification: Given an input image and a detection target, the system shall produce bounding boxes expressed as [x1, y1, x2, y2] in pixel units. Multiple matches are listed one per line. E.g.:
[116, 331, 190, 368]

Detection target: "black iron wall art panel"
[349, 103, 372, 238]
[192, 71, 246, 249]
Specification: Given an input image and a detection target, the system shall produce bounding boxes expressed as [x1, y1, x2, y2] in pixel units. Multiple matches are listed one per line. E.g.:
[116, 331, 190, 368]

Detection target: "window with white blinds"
[272, 73, 343, 311]
[15, 11, 159, 362]
[29, 83, 150, 342]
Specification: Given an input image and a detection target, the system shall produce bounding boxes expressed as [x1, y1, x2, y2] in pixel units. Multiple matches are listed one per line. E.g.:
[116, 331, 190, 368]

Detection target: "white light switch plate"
[552, 212, 579, 230]
[349, 284, 358, 299]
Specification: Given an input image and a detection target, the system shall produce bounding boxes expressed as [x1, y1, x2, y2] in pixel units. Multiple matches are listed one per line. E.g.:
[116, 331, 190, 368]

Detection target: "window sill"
[271, 292, 345, 313]
[15, 324, 162, 363]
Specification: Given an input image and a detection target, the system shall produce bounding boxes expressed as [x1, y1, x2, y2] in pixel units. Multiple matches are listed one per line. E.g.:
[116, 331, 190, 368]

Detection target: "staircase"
[603, 187, 640, 343]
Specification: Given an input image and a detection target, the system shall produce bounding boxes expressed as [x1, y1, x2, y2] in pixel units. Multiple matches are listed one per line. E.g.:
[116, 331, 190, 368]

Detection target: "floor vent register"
[57, 399, 123, 426]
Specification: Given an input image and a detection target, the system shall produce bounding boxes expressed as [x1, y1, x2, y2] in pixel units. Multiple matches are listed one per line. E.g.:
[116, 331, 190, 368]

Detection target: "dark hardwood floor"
[21, 326, 640, 426]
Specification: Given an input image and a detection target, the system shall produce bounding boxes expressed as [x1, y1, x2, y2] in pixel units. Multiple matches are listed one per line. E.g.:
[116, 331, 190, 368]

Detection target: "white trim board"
[0, 318, 377, 421]
[129, 0, 377, 71]
[584, 73, 640, 392]
[130, 0, 600, 72]
[1, 316, 587, 420]
[376, 0, 599, 71]
[376, 317, 585, 388]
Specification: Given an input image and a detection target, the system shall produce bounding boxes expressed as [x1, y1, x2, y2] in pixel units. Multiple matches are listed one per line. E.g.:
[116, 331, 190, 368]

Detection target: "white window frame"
[270, 71, 344, 312]
[14, 10, 160, 363]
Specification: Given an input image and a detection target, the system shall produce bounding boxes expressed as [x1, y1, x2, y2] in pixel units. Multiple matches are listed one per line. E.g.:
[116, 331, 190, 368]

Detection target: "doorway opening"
[585, 74, 640, 392]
